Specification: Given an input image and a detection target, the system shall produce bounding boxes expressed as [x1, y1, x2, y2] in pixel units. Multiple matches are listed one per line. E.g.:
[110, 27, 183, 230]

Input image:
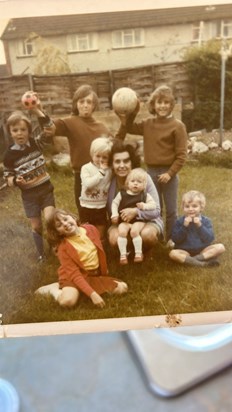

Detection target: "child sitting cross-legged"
[35, 209, 128, 308]
[169, 190, 225, 267]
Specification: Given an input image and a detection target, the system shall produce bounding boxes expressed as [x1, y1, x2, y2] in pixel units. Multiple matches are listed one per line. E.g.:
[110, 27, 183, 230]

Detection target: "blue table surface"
[0, 331, 232, 412]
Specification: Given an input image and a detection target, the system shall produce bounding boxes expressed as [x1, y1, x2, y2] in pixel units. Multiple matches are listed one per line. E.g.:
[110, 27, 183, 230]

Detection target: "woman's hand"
[90, 291, 105, 308]
[120, 207, 137, 223]
[157, 173, 171, 184]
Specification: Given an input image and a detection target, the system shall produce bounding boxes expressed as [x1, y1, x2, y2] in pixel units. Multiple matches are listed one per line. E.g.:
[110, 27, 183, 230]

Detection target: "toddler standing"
[79, 137, 113, 239]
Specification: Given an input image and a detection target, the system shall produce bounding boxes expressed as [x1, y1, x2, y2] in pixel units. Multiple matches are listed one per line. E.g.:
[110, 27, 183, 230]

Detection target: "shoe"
[206, 258, 220, 267]
[120, 256, 128, 265]
[134, 253, 144, 263]
[35, 282, 59, 295]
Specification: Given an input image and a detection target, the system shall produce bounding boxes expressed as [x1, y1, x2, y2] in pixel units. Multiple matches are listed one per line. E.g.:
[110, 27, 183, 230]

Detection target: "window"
[67, 33, 98, 52]
[112, 28, 144, 48]
[17, 39, 34, 57]
[192, 22, 204, 43]
[216, 20, 232, 38]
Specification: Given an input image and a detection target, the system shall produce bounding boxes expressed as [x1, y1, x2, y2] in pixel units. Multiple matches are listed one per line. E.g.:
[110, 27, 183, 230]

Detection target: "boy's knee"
[218, 243, 226, 254]
[169, 249, 176, 259]
[113, 281, 128, 294]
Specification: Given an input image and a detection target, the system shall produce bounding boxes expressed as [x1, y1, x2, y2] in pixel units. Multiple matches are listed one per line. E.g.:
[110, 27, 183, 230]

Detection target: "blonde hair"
[182, 190, 206, 210]
[90, 137, 113, 157]
[148, 85, 175, 115]
[125, 168, 147, 190]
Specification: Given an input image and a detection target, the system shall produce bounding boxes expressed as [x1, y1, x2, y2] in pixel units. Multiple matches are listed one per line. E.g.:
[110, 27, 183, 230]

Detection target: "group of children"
[3, 84, 225, 309]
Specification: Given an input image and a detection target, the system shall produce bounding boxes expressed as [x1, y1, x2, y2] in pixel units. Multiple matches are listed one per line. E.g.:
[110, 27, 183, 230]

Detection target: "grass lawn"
[0, 161, 232, 327]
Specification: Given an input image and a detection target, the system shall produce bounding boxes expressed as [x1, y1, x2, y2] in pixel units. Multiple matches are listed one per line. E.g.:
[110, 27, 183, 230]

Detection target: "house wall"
[7, 22, 201, 75]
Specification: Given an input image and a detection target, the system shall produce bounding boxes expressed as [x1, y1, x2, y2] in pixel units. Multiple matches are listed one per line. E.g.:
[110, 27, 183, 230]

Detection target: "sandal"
[120, 256, 128, 265]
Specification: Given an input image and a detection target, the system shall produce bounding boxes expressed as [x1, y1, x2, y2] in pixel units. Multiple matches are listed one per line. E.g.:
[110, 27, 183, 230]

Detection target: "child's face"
[92, 151, 109, 168]
[127, 176, 145, 194]
[55, 214, 79, 237]
[154, 98, 172, 118]
[77, 93, 95, 117]
[183, 198, 202, 218]
[9, 120, 30, 146]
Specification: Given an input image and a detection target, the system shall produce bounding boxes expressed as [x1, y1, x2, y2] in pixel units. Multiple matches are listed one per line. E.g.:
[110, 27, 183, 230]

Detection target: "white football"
[21, 91, 39, 109]
[112, 87, 138, 114]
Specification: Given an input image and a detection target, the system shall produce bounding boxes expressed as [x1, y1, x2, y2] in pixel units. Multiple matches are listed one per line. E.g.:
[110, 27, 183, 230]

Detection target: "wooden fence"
[0, 61, 192, 158]
[0, 61, 192, 119]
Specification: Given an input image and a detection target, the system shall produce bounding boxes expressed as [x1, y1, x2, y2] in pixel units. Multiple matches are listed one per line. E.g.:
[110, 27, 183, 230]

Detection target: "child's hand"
[136, 202, 146, 210]
[114, 100, 140, 125]
[193, 216, 201, 227]
[99, 161, 109, 171]
[43, 123, 56, 137]
[157, 173, 171, 184]
[111, 216, 119, 224]
[90, 291, 105, 308]
[184, 216, 192, 227]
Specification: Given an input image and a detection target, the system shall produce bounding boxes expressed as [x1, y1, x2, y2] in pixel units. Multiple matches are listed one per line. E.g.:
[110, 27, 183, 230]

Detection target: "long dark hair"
[71, 84, 99, 115]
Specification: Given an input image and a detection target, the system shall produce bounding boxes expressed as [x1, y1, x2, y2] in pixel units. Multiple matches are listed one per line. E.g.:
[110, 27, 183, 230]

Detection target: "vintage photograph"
[0, 0, 232, 338]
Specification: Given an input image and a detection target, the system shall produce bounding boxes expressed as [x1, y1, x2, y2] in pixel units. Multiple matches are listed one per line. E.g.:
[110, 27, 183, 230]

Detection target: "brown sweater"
[117, 116, 188, 177]
[54, 115, 111, 171]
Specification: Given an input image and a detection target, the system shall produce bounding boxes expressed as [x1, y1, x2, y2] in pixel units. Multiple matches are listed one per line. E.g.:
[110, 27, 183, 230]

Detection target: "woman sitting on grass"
[107, 140, 164, 259]
[35, 209, 128, 308]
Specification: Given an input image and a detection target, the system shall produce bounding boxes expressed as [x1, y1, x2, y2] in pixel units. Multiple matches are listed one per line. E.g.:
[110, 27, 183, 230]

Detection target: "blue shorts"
[21, 181, 55, 218]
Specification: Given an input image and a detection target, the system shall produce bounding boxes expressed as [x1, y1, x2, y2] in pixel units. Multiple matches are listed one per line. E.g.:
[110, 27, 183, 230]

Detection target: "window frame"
[111, 28, 144, 49]
[17, 39, 34, 57]
[66, 33, 98, 53]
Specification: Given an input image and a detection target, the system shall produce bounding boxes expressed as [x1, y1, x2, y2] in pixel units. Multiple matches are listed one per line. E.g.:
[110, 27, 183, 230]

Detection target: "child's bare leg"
[43, 205, 55, 222]
[112, 281, 128, 294]
[57, 287, 80, 307]
[95, 224, 106, 243]
[169, 249, 221, 267]
[117, 222, 131, 264]
[30, 216, 44, 259]
[130, 222, 146, 262]
[169, 249, 189, 263]
[195, 244, 225, 261]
